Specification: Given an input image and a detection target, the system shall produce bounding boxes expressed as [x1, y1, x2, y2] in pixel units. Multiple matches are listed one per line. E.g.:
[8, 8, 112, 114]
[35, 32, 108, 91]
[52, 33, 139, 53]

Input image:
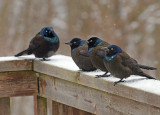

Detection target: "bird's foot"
[95, 73, 110, 78]
[114, 79, 125, 86]
[40, 58, 50, 61]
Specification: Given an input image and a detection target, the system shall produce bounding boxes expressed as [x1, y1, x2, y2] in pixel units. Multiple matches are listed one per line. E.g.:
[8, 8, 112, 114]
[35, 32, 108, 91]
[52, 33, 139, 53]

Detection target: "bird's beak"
[86, 40, 89, 44]
[65, 42, 72, 45]
[85, 40, 89, 44]
[49, 30, 54, 37]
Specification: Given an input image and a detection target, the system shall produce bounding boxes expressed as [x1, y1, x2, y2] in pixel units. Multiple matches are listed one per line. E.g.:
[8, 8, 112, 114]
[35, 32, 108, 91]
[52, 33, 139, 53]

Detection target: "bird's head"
[87, 37, 103, 50]
[102, 45, 122, 61]
[40, 27, 59, 43]
[65, 38, 85, 50]
[40, 27, 56, 38]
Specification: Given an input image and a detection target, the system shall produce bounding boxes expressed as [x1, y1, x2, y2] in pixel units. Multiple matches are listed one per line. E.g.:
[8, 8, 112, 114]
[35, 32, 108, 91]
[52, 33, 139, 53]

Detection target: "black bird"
[15, 27, 59, 60]
[86, 37, 110, 77]
[102, 45, 156, 85]
[65, 38, 96, 71]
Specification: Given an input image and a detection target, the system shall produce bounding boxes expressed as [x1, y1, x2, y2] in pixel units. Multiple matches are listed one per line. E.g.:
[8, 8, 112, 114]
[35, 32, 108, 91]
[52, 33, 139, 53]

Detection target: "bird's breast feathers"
[44, 36, 59, 43]
[104, 54, 117, 62]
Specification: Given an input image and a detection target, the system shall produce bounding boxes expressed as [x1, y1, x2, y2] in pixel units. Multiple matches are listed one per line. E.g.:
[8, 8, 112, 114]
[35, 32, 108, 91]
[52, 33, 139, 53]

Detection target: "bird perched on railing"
[102, 45, 156, 86]
[65, 38, 96, 71]
[15, 27, 59, 60]
[86, 37, 110, 77]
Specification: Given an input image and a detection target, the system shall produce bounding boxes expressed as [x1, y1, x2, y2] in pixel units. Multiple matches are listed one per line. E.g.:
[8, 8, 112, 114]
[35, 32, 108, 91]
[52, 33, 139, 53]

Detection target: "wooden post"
[0, 97, 10, 115]
[37, 96, 47, 115]
[34, 95, 37, 115]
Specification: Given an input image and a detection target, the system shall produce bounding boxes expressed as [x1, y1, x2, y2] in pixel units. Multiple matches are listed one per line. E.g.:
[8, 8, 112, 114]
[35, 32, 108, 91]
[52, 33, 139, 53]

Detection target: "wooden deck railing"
[0, 55, 160, 115]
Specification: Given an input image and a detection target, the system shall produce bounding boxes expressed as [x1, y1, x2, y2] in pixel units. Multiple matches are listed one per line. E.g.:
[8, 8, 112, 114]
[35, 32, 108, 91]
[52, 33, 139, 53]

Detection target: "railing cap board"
[33, 55, 160, 108]
[0, 55, 35, 61]
[0, 56, 34, 72]
[0, 55, 160, 113]
[34, 55, 160, 94]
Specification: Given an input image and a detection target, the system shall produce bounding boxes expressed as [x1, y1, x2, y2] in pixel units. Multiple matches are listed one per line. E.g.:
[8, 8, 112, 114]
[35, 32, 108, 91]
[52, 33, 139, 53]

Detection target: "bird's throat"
[104, 55, 117, 62]
[44, 37, 59, 43]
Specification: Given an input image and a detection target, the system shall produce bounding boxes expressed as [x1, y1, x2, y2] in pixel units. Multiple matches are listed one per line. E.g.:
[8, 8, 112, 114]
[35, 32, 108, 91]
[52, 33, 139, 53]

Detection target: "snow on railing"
[0, 55, 160, 115]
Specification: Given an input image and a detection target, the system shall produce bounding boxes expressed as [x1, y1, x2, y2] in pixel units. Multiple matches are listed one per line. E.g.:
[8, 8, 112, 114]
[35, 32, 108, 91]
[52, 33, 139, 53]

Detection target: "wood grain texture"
[52, 101, 94, 115]
[38, 74, 154, 115]
[0, 71, 37, 97]
[47, 98, 52, 115]
[0, 97, 10, 115]
[0, 60, 33, 72]
[34, 95, 38, 115]
[34, 61, 160, 109]
[37, 96, 47, 115]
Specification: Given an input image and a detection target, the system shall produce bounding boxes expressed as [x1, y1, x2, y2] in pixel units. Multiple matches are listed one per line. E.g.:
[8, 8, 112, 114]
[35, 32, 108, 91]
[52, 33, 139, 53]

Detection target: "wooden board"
[37, 96, 47, 115]
[52, 101, 94, 115]
[0, 71, 37, 97]
[37, 74, 160, 115]
[0, 97, 10, 115]
[0, 60, 33, 72]
[34, 61, 160, 109]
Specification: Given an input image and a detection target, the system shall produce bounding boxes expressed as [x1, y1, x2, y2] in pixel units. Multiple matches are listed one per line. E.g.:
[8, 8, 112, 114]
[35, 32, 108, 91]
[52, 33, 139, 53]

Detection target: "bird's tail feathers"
[15, 49, 32, 57]
[140, 72, 155, 79]
[138, 64, 157, 70]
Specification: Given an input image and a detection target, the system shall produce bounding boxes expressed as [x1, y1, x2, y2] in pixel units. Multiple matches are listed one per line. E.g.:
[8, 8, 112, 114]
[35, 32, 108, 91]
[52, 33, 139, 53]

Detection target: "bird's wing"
[120, 52, 142, 73]
[96, 50, 105, 58]
[100, 41, 110, 47]
[28, 33, 45, 52]
[79, 49, 89, 57]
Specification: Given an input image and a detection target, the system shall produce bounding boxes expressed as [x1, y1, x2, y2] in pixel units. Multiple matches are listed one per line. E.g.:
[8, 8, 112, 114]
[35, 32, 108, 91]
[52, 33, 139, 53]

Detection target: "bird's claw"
[114, 79, 125, 86]
[95, 74, 110, 78]
[40, 58, 50, 61]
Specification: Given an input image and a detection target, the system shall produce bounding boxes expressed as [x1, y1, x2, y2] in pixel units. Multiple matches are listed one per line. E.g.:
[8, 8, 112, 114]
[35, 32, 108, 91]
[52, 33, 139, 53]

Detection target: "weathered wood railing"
[0, 55, 160, 115]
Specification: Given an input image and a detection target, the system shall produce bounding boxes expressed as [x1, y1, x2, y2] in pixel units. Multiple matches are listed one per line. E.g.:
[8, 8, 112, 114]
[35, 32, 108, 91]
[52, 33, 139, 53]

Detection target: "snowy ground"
[1, 54, 160, 95]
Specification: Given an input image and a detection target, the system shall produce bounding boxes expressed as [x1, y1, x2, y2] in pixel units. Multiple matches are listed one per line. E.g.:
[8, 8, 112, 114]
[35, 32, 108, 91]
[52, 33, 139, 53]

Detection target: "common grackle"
[65, 38, 96, 71]
[102, 45, 156, 85]
[86, 37, 110, 77]
[15, 27, 59, 60]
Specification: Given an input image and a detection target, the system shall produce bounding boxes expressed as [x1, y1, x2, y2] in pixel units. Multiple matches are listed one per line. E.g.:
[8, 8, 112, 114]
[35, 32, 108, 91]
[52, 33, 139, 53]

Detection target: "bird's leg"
[40, 58, 50, 61]
[114, 79, 125, 86]
[95, 72, 110, 78]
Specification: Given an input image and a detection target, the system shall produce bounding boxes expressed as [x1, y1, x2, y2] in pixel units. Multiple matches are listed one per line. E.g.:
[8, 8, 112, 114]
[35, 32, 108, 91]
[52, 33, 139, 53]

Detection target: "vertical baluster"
[0, 97, 10, 115]
[36, 96, 47, 115]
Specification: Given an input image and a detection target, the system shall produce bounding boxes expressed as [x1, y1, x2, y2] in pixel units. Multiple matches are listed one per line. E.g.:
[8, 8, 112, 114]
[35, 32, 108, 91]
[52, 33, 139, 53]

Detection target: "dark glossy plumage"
[87, 37, 110, 76]
[15, 27, 59, 60]
[102, 45, 156, 85]
[65, 38, 96, 71]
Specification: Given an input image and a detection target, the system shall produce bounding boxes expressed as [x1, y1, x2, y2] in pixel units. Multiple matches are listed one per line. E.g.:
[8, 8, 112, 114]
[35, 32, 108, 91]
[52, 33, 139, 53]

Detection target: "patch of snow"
[42, 55, 160, 95]
[83, 69, 106, 77]
[42, 55, 79, 71]
[124, 76, 160, 94]
[1, 55, 160, 95]
[0, 55, 35, 61]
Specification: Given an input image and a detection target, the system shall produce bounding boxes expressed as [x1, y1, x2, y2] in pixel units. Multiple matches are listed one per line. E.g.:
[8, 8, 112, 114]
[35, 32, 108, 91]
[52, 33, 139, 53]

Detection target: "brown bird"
[86, 37, 110, 77]
[15, 27, 59, 60]
[102, 45, 156, 86]
[65, 38, 96, 71]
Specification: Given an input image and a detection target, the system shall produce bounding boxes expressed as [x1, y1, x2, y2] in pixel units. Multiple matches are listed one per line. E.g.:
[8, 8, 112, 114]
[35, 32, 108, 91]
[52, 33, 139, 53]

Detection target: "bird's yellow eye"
[46, 30, 48, 33]
[111, 48, 114, 50]
[90, 40, 92, 42]
[74, 42, 76, 44]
